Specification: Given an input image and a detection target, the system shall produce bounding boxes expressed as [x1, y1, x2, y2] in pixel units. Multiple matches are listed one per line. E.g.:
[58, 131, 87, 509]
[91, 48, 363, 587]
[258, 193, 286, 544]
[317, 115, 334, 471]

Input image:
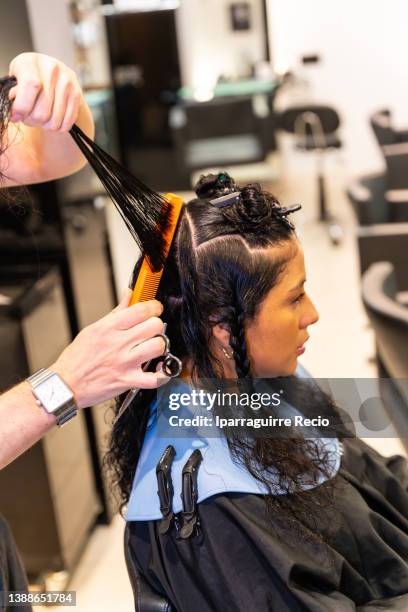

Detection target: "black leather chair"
[346, 173, 408, 288]
[356, 223, 408, 290]
[278, 105, 342, 244]
[362, 262, 408, 449]
[370, 109, 408, 191]
[124, 529, 174, 611]
[370, 109, 408, 147]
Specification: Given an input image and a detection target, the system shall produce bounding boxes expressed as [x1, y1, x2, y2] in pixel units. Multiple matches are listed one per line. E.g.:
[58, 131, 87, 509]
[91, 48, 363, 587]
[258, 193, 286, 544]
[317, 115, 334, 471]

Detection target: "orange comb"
[130, 193, 184, 305]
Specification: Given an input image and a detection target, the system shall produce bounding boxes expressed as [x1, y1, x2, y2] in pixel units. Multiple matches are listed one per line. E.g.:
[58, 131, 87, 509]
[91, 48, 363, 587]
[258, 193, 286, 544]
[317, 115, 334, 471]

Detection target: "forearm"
[0, 382, 56, 470]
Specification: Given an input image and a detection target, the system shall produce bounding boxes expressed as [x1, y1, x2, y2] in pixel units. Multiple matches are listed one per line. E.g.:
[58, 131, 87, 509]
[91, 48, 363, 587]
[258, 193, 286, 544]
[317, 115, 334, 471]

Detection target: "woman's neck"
[180, 358, 193, 383]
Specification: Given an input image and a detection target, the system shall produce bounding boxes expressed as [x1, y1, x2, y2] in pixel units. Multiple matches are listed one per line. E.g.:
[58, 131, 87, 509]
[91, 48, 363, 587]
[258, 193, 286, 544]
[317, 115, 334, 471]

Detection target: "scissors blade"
[113, 356, 153, 425]
[112, 387, 140, 426]
[112, 324, 170, 426]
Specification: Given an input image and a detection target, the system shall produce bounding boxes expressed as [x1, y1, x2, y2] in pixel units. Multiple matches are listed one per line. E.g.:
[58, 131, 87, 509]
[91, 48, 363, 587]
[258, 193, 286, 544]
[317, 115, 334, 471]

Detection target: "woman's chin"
[253, 359, 298, 378]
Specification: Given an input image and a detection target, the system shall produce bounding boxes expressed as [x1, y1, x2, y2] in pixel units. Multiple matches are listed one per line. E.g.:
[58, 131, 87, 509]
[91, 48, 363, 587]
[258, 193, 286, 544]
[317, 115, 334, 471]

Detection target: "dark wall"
[105, 9, 185, 191]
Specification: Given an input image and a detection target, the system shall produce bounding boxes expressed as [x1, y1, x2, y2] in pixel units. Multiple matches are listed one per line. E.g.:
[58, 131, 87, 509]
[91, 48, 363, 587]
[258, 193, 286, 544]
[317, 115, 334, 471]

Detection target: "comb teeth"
[139, 275, 162, 301]
[130, 260, 163, 305]
[129, 194, 184, 306]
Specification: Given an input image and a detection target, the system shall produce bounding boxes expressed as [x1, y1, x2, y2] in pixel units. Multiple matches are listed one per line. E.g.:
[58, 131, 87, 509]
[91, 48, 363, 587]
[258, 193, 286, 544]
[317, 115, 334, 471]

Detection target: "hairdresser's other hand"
[1, 53, 93, 185]
[8, 52, 84, 132]
[51, 292, 170, 408]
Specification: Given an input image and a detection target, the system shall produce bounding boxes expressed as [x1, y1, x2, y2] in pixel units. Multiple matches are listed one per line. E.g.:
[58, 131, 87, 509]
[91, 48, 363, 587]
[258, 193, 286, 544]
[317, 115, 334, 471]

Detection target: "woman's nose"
[301, 295, 319, 328]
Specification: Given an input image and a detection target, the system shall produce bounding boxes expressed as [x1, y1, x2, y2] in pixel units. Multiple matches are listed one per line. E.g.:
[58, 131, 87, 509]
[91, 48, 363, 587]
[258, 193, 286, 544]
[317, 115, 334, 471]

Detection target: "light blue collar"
[126, 365, 341, 521]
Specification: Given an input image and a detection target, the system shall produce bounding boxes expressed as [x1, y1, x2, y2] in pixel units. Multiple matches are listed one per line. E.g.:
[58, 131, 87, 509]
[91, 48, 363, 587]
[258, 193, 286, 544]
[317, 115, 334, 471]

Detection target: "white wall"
[25, 0, 77, 68]
[267, 0, 408, 176]
[26, 0, 111, 88]
[176, 0, 266, 93]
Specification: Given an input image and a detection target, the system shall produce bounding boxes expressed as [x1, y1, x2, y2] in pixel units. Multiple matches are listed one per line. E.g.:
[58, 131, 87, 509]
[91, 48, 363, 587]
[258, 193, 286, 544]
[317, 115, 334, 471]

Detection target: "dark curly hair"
[0, 77, 15, 186]
[106, 172, 344, 543]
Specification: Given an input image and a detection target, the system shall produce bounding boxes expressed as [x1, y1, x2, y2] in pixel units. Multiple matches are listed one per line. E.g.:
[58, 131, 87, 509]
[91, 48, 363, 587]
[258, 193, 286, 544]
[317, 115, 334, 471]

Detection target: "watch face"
[35, 374, 73, 413]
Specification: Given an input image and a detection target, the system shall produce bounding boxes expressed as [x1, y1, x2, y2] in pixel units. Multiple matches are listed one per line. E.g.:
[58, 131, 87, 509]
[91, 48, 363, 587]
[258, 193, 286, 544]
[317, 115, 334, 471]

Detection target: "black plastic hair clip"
[275, 204, 302, 230]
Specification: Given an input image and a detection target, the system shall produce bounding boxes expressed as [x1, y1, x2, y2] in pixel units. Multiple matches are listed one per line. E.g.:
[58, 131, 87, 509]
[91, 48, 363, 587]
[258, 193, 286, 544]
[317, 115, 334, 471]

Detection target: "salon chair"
[370, 109, 408, 191]
[125, 535, 174, 611]
[278, 105, 343, 244]
[362, 262, 408, 450]
[170, 95, 275, 188]
[347, 172, 408, 225]
[346, 173, 408, 288]
[370, 108, 408, 147]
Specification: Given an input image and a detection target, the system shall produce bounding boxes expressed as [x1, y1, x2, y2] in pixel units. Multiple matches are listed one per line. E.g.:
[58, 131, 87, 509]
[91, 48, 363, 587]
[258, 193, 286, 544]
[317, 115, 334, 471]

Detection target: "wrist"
[23, 381, 57, 426]
[50, 361, 83, 409]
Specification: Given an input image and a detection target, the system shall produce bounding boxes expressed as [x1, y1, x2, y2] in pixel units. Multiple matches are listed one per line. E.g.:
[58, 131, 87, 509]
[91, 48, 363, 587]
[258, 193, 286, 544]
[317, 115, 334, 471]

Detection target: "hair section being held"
[0, 76, 17, 185]
[70, 125, 173, 272]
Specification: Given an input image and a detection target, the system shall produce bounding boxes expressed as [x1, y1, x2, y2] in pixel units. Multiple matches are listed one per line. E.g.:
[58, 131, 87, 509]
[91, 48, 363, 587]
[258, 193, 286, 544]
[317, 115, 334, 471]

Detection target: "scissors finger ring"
[159, 354, 183, 377]
[155, 332, 171, 355]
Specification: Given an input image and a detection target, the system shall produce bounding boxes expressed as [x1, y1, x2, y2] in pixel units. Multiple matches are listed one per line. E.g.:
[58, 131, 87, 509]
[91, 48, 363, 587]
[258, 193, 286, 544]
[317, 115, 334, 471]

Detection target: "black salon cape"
[0, 513, 31, 612]
[125, 438, 408, 611]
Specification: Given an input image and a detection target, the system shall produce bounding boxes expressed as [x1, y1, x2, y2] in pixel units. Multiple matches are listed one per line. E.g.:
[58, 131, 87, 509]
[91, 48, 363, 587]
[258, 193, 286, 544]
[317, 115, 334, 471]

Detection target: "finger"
[34, 61, 58, 125]
[131, 335, 167, 365]
[59, 89, 81, 132]
[112, 300, 163, 329]
[40, 76, 72, 131]
[125, 317, 165, 348]
[13, 61, 58, 126]
[9, 62, 43, 122]
[23, 88, 54, 128]
[112, 289, 132, 313]
[131, 370, 170, 390]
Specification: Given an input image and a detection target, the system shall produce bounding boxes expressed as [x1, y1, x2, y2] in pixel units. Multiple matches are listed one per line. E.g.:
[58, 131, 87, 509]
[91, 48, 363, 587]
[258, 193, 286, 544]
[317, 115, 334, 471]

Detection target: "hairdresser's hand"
[51, 292, 169, 409]
[8, 52, 84, 132]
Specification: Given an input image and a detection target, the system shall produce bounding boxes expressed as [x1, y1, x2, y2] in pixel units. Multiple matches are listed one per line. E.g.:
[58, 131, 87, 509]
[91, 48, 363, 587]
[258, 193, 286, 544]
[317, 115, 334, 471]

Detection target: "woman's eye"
[293, 292, 305, 305]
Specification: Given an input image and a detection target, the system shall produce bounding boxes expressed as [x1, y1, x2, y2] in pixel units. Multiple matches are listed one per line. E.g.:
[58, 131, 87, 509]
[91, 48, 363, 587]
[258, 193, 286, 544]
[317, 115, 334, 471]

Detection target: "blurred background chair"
[370, 109, 408, 147]
[347, 173, 389, 225]
[346, 173, 408, 288]
[278, 104, 343, 244]
[370, 109, 408, 192]
[362, 262, 408, 451]
[170, 94, 277, 189]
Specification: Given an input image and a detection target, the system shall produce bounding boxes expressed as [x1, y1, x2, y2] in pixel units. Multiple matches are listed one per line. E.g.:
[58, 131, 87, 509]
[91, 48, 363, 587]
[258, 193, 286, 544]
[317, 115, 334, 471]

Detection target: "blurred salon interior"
[0, 0, 407, 609]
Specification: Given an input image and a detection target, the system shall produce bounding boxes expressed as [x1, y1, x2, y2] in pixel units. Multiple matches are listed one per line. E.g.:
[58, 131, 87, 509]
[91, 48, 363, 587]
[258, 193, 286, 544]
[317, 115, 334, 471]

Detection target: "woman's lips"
[296, 337, 309, 355]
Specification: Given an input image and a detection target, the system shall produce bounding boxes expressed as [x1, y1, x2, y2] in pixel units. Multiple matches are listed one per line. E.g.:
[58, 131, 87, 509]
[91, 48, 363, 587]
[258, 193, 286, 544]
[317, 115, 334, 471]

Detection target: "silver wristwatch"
[27, 368, 78, 427]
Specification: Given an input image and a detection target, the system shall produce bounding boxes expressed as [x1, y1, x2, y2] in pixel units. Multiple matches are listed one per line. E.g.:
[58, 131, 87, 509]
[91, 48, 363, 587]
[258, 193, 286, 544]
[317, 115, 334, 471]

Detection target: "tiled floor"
[47, 157, 406, 611]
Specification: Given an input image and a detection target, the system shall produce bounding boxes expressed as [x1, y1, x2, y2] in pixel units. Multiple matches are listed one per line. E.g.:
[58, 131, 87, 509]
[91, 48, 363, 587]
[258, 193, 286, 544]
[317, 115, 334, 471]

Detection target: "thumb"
[113, 288, 132, 312]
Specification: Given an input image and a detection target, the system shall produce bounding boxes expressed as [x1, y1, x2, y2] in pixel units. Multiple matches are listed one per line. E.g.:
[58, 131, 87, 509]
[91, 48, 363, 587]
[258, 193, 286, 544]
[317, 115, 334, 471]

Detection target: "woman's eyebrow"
[288, 279, 306, 293]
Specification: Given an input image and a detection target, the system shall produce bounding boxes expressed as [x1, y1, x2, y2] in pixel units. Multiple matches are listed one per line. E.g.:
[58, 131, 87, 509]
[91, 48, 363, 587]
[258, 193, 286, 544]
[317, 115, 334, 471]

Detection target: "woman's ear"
[211, 323, 231, 349]
[211, 323, 236, 376]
